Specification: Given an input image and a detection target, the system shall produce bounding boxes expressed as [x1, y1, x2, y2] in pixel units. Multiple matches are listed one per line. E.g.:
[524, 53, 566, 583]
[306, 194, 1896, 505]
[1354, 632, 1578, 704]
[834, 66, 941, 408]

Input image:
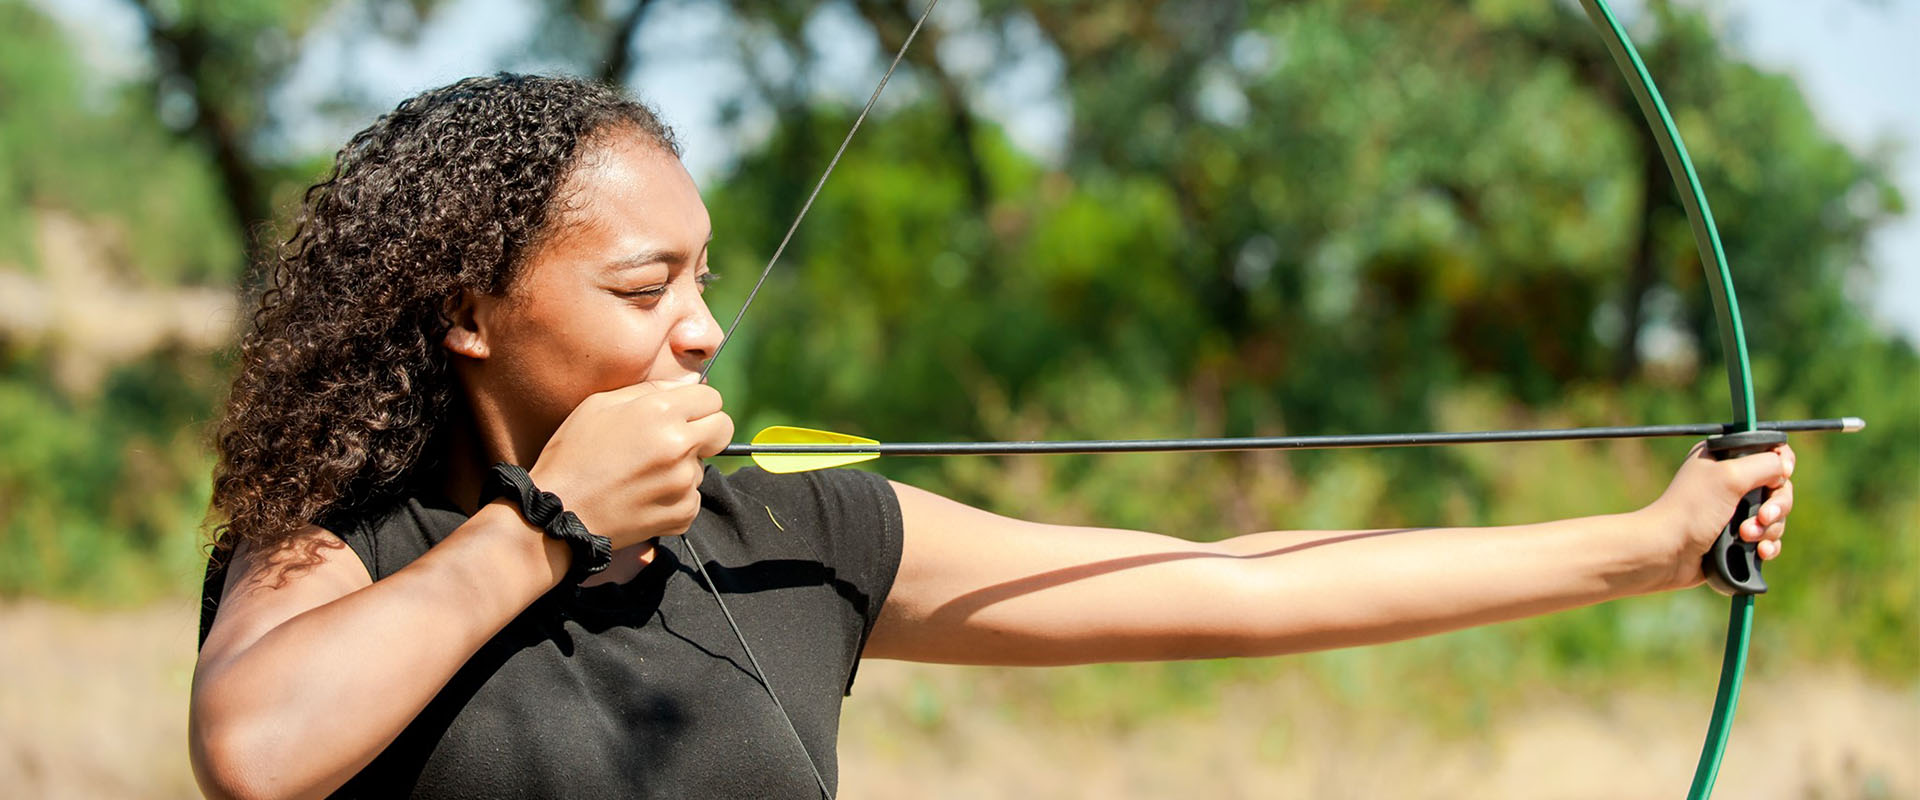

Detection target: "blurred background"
[1, 0, 1914, 796]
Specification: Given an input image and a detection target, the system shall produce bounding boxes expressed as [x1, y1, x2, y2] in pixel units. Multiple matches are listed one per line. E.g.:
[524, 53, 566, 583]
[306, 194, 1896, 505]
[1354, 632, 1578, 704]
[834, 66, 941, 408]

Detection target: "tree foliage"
[0, 0, 1911, 676]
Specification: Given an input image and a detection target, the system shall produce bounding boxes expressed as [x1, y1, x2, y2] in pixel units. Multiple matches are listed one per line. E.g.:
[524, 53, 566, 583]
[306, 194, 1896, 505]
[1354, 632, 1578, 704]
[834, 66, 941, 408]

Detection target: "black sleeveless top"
[199, 466, 903, 799]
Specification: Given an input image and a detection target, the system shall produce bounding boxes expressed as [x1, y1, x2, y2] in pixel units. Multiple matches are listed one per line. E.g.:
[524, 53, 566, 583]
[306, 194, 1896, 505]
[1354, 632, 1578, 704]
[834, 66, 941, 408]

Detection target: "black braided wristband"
[480, 463, 613, 585]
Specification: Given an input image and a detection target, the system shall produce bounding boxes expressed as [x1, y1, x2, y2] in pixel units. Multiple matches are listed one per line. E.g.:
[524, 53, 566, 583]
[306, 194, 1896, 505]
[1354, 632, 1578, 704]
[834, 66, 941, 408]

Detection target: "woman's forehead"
[552, 134, 711, 251]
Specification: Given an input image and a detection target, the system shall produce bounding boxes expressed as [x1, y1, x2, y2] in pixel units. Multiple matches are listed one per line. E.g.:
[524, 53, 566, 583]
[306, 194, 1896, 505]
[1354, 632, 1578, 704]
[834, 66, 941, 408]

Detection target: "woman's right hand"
[527, 378, 733, 552]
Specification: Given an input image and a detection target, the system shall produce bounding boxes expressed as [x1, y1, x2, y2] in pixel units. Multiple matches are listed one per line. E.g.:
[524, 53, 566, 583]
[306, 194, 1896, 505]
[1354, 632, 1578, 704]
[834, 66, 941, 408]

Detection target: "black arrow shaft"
[719, 417, 1863, 457]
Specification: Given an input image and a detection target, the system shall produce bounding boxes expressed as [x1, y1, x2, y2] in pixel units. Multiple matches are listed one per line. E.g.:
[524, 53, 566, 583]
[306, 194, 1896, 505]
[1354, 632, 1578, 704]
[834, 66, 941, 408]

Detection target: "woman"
[190, 74, 1796, 799]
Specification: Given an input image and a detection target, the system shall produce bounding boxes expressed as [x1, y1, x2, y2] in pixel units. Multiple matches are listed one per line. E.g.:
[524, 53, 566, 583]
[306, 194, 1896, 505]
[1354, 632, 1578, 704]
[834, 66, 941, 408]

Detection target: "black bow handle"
[1701, 430, 1789, 596]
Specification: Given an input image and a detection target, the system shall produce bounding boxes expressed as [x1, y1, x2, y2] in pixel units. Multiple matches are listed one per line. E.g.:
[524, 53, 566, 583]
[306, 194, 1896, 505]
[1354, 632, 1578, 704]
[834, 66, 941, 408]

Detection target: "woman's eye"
[696, 272, 720, 292]
[619, 286, 667, 300]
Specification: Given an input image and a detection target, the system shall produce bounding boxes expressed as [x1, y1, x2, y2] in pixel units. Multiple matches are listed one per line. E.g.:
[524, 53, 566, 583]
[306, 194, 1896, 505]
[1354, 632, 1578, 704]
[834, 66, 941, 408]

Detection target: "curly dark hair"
[209, 73, 680, 553]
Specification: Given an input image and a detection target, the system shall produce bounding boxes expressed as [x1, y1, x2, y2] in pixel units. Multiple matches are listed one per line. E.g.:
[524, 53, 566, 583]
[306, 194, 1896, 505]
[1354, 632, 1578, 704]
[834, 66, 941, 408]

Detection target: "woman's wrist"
[484, 463, 612, 584]
[1608, 506, 1690, 596]
[465, 501, 573, 595]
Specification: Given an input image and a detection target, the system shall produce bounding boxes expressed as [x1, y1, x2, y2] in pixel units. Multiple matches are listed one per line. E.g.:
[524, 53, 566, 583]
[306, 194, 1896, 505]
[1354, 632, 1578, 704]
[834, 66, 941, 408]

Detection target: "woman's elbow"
[191, 727, 258, 800]
[190, 713, 273, 800]
[189, 697, 313, 800]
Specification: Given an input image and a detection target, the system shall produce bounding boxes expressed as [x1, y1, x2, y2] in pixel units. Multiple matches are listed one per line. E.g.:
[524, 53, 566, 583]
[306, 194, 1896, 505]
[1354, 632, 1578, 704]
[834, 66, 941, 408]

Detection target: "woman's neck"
[438, 400, 489, 515]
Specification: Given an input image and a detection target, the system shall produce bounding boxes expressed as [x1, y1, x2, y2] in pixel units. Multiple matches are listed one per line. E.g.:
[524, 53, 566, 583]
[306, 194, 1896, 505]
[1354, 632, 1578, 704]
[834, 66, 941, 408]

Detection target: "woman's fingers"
[1741, 447, 1793, 561]
[531, 378, 731, 549]
[688, 410, 735, 459]
[1718, 446, 1791, 498]
[1762, 476, 1794, 528]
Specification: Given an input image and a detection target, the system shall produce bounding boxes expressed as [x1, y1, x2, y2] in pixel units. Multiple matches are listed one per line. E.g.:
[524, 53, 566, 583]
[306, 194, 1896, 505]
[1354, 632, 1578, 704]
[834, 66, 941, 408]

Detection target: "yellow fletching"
[749, 426, 881, 474]
[753, 426, 880, 446]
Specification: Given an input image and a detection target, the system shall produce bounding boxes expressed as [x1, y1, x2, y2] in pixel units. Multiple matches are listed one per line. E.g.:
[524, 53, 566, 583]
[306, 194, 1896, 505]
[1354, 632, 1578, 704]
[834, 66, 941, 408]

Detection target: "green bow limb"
[1578, 2, 1762, 798]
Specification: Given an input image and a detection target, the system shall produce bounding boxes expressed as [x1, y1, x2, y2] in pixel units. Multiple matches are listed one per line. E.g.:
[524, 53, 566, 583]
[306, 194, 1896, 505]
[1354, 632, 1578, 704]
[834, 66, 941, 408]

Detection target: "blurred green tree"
[0, 0, 1910, 682]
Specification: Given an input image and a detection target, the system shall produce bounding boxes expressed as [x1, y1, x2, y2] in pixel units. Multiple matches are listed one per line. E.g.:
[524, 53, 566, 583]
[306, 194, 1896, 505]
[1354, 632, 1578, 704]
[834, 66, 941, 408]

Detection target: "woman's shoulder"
[315, 491, 470, 580]
[199, 490, 461, 639]
[697, 465, 903, 587]
[197, 520, 375, 650]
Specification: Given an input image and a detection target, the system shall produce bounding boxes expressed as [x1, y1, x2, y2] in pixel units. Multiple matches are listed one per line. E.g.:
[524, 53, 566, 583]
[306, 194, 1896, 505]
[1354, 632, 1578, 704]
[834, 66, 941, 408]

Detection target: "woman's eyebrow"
[601, 248, 684, 273]
[602, 234, 714, 274]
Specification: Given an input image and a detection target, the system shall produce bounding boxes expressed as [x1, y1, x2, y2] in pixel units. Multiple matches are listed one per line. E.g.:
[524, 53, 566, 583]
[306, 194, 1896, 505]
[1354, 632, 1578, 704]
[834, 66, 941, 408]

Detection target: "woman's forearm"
[191, 505, 567, 799]
[873, 483, 1674, 666]
[1205, 511, 1667, 657]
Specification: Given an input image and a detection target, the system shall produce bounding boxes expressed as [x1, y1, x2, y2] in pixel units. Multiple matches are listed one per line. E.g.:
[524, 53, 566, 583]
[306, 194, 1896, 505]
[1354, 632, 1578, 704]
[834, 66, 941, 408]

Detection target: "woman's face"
[451, 130, 721, 448]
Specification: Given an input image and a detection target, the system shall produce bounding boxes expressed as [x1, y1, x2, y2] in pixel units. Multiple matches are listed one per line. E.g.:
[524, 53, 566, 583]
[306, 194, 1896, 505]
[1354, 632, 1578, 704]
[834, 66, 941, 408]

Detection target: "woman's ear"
[441, 290, 490, 360]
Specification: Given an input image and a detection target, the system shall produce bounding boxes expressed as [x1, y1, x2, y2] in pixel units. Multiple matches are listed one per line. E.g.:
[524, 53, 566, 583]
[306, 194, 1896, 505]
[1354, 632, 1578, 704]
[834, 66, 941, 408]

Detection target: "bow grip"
[1700, 430, 1788, 596]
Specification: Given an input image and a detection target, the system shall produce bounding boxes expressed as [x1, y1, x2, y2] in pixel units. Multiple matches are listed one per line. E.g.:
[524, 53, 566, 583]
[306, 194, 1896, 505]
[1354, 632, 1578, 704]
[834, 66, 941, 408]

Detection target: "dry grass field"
[4, 599, 1913, 799]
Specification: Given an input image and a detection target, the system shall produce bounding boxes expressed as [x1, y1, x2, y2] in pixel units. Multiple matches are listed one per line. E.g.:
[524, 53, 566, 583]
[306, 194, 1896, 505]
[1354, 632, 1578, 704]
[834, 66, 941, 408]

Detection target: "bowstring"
[688, 2, 943, 798]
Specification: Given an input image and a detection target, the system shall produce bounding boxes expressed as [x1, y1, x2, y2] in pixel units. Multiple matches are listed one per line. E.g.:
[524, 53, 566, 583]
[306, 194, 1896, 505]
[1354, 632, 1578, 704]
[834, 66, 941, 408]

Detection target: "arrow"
[721, 417, 1865, 474]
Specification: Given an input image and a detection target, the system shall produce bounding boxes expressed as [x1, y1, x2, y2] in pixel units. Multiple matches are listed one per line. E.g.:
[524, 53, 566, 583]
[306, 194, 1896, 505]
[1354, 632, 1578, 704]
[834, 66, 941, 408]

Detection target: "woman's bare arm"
[189, 507, 565, 800]
[865, 444, 1793, 666]
[863, 484, 1655, 665]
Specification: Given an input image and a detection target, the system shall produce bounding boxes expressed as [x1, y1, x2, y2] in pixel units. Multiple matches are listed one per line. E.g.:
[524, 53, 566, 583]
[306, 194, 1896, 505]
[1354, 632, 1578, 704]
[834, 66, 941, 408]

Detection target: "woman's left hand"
[1638, 441, 1796, 593]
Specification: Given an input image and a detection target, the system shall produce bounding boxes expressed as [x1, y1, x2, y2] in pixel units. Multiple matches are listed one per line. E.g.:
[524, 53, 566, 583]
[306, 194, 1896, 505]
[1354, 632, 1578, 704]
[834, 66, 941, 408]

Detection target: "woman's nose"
[672, 292, 723, 363]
